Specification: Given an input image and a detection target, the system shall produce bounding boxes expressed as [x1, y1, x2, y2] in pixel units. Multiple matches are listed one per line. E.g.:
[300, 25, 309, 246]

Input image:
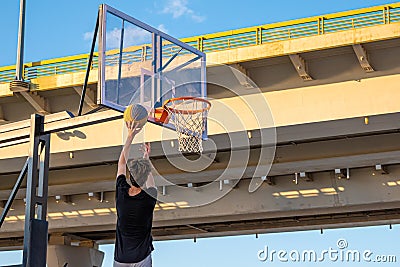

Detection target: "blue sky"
[0, 0, 397, 66]
[0, 0, 399, 266]
[1, 225, 399, 266]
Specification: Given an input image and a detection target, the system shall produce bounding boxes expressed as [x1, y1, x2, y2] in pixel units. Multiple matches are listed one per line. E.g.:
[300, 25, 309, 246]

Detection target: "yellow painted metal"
[181, 2, 400, 43]
[0, 65, 17, 72]
[32, 52, 98, 66]
[0, 2, 399, 84]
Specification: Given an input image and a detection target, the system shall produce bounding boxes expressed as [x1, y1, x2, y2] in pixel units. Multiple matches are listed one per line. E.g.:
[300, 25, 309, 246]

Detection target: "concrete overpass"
[1, 2, 400, 259]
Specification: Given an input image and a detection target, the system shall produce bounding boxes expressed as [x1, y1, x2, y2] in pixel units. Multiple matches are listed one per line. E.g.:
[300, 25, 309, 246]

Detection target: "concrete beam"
[47, 245, 104, 267]
[0, 24, 394, 96]
[0, 109, 119, 145]
[48, 233, 72, 246]
[2, 109, 400, 174]
[1, 133, 400, 200]
[1, 130, 400, 210]
[0, 111, 74, 134]
[0, 83, 13, 98]
[2, 73, 400, 162]
[207, 23, 400, 65]
[28, 70, 98, 94]
[1, 165, 400, 244]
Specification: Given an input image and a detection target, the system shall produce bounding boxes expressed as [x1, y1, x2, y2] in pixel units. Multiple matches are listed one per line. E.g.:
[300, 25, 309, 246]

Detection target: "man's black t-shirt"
[114, 174, 157, 263]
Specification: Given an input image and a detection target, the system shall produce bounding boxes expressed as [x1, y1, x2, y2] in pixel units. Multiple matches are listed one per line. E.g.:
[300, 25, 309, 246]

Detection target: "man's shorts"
[114, 254, 152, 267]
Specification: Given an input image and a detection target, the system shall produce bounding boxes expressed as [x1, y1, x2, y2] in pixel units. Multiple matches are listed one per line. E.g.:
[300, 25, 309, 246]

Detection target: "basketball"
[123, 104, 149, 128]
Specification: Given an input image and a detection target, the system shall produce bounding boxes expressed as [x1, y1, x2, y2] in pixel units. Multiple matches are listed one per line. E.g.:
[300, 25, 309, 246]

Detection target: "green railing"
[1, 3, 399, 84]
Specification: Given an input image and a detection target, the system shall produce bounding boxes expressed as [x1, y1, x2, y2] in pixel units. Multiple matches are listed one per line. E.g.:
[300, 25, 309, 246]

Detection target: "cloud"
[157, 24, 169, 34]
[161, 0, 205, 22]
[190, 13, 206, 23]
[83, 31, 93, 41]
[83, 24, 168, 49]
[106, 27, 150, 49]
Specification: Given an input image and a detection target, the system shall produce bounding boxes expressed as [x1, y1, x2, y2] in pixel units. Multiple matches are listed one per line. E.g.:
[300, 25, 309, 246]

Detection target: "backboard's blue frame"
[97, 4, 208, 139]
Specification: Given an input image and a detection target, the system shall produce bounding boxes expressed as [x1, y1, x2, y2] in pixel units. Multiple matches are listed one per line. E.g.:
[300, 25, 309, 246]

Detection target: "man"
[114, 122, 157, 267]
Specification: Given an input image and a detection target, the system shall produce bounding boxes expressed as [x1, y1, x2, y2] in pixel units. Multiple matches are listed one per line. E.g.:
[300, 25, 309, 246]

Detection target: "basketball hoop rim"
[163, 96, 211, 115]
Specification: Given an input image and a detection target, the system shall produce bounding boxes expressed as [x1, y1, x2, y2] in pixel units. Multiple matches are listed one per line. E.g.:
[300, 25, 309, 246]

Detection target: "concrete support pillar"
[47, 238, 104, 267]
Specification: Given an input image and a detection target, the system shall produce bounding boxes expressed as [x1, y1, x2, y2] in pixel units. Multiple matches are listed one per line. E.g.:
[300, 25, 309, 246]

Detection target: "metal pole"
[22, 114, 41, 266]
[22, 114, 49, 267]
[37, 134, 50, 220]
[16, 0, 26, 81]
[0, 158, 29, 228]
[78, 12, 99, 116]
[116, 20, 125, 105]
[152, 33, 162, 107]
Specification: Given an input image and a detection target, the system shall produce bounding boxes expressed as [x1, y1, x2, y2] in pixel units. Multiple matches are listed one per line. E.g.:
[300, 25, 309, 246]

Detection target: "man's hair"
[127, 158, 152, 188]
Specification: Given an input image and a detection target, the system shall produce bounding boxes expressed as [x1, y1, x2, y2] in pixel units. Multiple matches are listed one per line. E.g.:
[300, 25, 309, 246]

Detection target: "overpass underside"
[0, 21, 400, 248]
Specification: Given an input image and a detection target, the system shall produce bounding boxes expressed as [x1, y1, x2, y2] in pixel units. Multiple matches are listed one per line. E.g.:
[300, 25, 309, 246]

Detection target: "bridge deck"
[1, 3, 400, 248]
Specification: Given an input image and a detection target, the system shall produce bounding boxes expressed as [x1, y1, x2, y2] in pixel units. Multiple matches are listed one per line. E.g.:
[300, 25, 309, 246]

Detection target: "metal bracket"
[10, 80, 30, 92]
[262, 176, 275, 186]
[74, 87, 97, 108]
[231, 63, 256, 88]
[19, 91, 49, 114]
[299, 171, 313, 182]
[0, 105, 7, 123]
[55, 195, 72, 204]
[87, 192, 101, 201]
[335, 168, 346, 179]
[352, 44, 374, 72]
[375, 164, 388, 175]
[335, 168, 350, 179]
[289, 54, 313, 81]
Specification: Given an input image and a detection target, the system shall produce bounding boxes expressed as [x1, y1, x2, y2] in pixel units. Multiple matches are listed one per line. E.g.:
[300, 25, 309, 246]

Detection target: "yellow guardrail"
[1, 2, 399, 84]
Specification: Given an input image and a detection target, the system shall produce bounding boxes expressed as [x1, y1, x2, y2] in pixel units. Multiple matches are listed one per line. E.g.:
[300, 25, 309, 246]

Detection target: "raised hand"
[126, 121, 141, 138]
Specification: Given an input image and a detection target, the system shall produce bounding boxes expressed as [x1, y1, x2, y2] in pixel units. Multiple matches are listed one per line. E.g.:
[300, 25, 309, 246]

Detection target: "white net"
[165, 98, 210, 153]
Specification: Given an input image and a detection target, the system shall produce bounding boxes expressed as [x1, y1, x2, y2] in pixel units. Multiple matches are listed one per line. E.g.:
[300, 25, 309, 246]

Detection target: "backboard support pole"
[0, 158, 29, 228]
[22, 114, 50, 267]
[16, 0, 26, 81]
[152, 33, 162, 108]
[78, 12, 100, 116]
[116, 20, 125, 105]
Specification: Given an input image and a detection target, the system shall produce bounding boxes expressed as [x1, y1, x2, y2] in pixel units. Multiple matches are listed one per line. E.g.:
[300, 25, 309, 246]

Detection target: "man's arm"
[146, 172, 156, 189]
[117, 122, 141, 178]
[142, 143, 156, 189]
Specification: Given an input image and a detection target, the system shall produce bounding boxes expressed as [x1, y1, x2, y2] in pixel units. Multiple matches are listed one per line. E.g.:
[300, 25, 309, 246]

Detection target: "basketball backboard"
[97, 4, 207, 139]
